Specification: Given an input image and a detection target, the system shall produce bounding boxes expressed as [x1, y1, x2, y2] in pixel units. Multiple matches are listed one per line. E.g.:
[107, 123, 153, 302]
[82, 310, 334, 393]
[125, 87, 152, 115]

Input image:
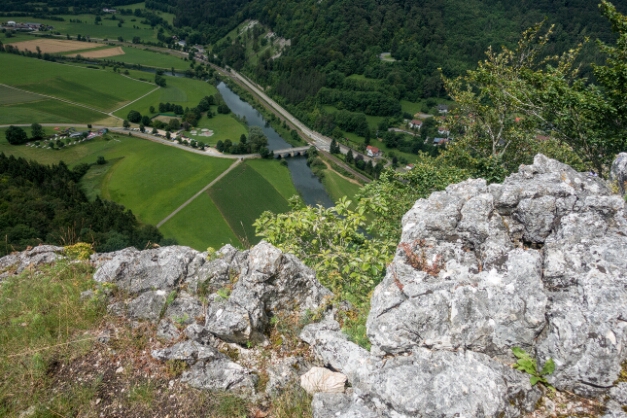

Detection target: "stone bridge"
[273, 146, 310, 159]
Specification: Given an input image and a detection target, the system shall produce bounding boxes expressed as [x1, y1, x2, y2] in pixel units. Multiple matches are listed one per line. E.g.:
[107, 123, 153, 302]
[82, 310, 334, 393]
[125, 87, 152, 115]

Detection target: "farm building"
[366, 145, 382, 157]
[409, 120, 423, 129]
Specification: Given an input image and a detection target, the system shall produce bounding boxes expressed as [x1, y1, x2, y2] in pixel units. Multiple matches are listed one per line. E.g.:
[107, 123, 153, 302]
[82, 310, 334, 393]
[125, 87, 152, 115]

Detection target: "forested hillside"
[0, 153, 164, 255]
[176, 0, 626, 108]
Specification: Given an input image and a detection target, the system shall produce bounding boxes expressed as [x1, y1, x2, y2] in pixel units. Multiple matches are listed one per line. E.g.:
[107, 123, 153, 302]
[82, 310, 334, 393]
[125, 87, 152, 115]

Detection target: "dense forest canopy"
[175, 0, 627, 112]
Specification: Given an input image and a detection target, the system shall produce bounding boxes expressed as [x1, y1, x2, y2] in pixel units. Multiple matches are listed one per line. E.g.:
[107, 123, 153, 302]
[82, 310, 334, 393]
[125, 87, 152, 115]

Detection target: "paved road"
[157, 159, 242, 228]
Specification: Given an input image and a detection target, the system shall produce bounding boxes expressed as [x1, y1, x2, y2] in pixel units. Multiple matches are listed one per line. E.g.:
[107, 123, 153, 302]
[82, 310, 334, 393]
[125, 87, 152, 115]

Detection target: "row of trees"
[215, 127, 272, 157]
[5, 124, 45, 145]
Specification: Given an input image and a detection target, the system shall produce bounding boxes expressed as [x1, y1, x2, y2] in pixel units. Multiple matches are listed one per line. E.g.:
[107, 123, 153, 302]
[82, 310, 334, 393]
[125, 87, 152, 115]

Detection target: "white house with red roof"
[409, 119, 423, 129]
[366, 145, 381, 158]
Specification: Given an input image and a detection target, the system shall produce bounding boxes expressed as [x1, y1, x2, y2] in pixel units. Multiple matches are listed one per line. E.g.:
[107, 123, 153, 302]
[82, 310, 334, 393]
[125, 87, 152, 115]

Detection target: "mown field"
[0, 54, 155, 113]
[209, 162, 292, 244]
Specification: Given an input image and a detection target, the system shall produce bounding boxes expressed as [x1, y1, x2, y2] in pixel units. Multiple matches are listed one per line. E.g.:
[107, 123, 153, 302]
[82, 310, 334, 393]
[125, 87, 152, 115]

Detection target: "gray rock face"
[151, 340, 257, 393]
[92, 241, 331, 397]
[366, 154, 627, 398]
[302, 319, 540, 418]
[204, 241, 332, 344]
[611, 152, 627, 196]
[0, 245, 64, 281]
[91, 246, 200, 294]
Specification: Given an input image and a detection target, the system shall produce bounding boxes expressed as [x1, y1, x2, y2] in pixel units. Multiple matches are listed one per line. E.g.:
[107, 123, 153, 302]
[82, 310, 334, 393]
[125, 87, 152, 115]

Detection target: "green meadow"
[322, 170, 363, 204]
[209, 162, 292, 244]
[0, 54, 154, 113]
[99, 47, 188, 70]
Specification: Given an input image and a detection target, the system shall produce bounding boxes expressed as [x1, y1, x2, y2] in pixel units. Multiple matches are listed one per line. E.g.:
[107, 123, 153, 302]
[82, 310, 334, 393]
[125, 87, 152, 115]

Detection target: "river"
[217, 82, 334, 208]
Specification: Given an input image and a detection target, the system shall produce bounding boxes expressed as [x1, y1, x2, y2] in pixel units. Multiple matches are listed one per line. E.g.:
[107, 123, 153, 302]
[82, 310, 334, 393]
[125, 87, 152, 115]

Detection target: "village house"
[437, 104, 449, 114]
[406, 163, 415, 170]
[409, 119, 423, 129]
[438, 127, 450, 136]
[102, 8, 117, 13]
[433, 137, 448, 145]
[366, 145, 382, 158]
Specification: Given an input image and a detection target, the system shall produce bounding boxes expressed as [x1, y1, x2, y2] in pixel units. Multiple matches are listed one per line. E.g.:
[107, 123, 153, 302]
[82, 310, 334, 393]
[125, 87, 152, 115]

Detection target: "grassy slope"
[321, 170, 363, 204]
[208, 162, 291, 245]
[158, 192, 241, 250]
[0, 54, 154, 112]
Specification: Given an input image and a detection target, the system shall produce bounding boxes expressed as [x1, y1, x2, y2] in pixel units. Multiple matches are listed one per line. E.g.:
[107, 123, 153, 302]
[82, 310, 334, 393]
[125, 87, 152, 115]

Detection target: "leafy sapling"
[512, 347, 555, 388]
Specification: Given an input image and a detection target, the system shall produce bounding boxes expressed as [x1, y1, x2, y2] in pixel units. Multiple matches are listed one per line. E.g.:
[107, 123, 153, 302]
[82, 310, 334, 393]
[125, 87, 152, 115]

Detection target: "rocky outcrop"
[0, 245, 64, 281]
[91, 240, 331, 394]
[301, 154, 627, 417]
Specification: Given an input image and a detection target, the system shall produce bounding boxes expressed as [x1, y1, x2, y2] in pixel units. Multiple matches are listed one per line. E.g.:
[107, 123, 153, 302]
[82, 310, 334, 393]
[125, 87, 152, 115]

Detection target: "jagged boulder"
[300, 154, 627, 417]
[0, 245, 64, 281]
[366, 154, 627, 398]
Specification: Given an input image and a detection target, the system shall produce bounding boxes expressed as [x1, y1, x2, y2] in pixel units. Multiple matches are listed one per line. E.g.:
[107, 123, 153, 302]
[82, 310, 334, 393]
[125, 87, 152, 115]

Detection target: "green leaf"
[529, 376, 542, 386]
[541, 358, 555, 376]
[515, 358, 537, 375]
[511, 347, 526, 359]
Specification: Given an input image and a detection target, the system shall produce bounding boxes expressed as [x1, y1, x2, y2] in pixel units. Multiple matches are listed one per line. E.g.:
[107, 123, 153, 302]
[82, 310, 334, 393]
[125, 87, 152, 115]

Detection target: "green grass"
[102, 46, 188, 70]
[0, 85, 44, 105]
[0, 131, 233, 227]
[0, 261, 105, 417]
[0, 100, 107, 124]
[113, 75, 217, 118]
[400, 100, 425, 116]
[247, 159, 298, 200]
[159, 192, 241, 250]
[209, 162, 291, 245]
[7, 14, 162, 42]
[0, 53, 154, 112]
[321, 169, 362, 204]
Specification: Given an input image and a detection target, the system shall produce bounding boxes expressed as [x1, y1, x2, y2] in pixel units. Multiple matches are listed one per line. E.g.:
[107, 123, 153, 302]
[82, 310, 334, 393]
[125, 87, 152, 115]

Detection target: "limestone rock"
[204, 241, 332, 344]
[367, 154, 627, 397]
[610, 152, 627, 195]
[91, 246, 199, 294]
[0, 245, 64, 280]
[300, 367, 347, 395]
[127, 290, 167, 321]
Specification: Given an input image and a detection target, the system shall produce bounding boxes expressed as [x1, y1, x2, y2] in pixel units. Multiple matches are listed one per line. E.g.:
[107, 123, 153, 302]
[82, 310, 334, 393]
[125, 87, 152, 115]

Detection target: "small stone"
[300, 367, 347, 395]
[115, 366, 124, 374]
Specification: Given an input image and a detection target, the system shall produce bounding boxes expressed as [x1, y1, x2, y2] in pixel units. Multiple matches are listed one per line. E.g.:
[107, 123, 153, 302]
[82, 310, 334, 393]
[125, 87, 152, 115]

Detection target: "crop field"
[10, 39, 98, 54]
[209, 163, 291, 244]
[0, 54, 155, 113]
[159, 193, 241, 250]
[69, 46, 125, 58]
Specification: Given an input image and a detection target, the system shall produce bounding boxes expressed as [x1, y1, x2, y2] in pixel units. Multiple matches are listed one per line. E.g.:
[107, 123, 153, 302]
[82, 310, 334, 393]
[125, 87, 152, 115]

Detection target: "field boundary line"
[157, 159, 242, 228]
[110, 85, 160, 115]
[0, 83, 114, 117]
